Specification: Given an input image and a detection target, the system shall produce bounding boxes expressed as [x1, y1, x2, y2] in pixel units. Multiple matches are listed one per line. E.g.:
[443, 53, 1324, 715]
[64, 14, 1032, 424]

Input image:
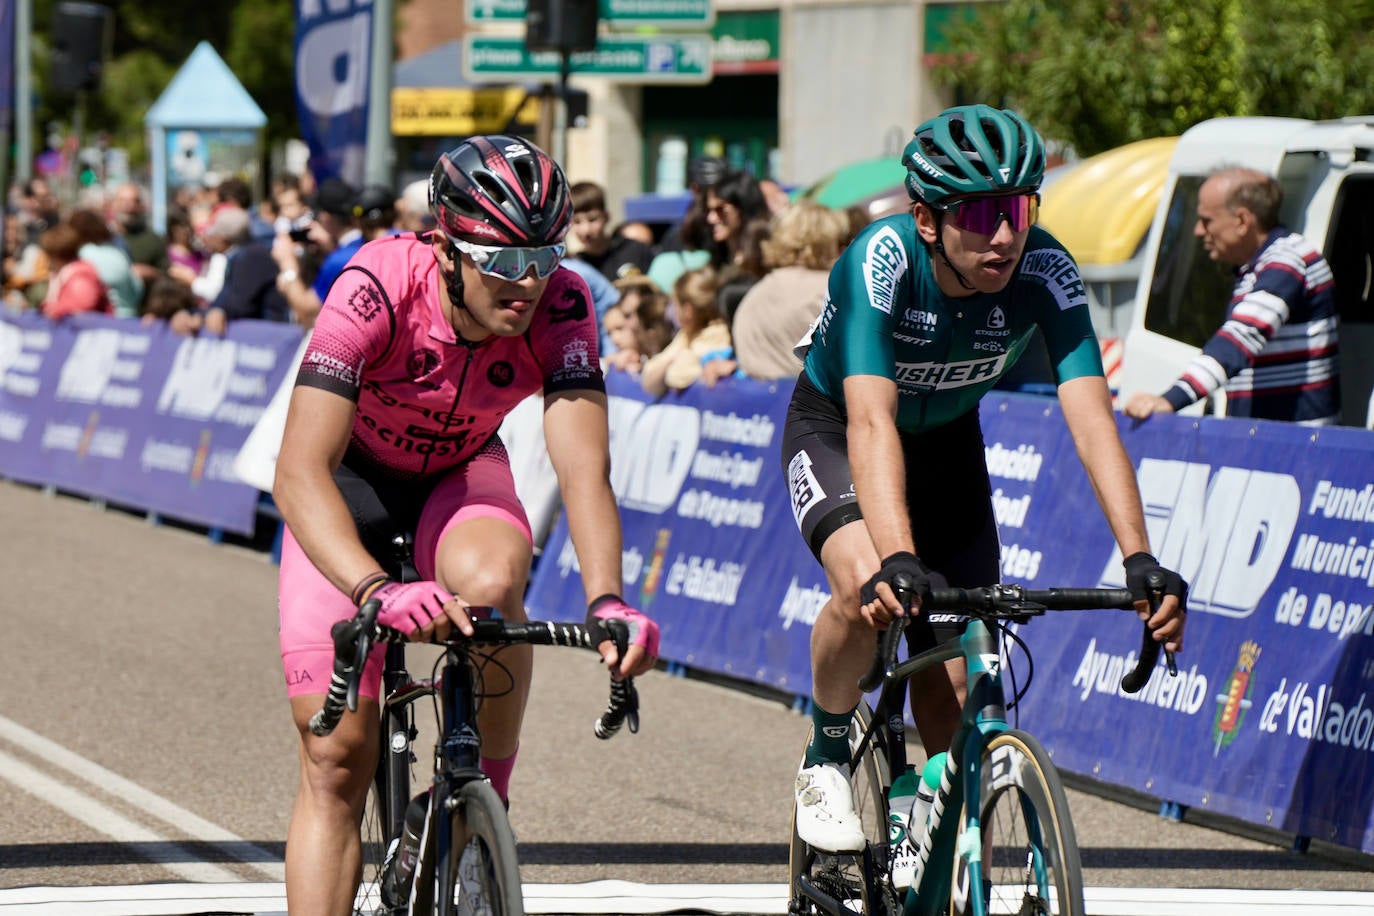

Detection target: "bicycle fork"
[431, 652, 487, 912]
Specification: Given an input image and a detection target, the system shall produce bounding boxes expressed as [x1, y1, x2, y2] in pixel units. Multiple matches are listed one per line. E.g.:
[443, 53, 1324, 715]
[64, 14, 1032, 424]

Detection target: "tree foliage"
[931, 0, 1374, 156]
[30, 0, 298, 168]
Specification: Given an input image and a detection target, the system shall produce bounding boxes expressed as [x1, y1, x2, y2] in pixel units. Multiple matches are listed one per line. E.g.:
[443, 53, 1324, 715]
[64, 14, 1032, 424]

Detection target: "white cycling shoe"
[794, 762, 866, 852]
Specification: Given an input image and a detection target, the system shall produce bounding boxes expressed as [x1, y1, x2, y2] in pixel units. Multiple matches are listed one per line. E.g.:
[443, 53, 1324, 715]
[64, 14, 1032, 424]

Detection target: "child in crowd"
[602, 276, 673, 377]
[141, 276, 203, 335]
[641, 266, 732, 396]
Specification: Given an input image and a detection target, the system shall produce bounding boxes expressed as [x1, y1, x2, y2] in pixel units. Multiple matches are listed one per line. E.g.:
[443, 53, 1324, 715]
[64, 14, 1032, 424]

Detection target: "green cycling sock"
[805, 698, 856, 767]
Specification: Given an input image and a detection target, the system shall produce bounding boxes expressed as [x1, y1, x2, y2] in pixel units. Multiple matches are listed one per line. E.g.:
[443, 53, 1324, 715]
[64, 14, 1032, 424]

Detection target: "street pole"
[363, 0, 393, 188]
[15, 0, 32, 181]
[555, 50, 570, 166]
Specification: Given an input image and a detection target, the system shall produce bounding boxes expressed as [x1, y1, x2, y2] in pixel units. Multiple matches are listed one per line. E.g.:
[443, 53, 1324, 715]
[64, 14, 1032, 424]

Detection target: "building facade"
[397, 1, 989, 215]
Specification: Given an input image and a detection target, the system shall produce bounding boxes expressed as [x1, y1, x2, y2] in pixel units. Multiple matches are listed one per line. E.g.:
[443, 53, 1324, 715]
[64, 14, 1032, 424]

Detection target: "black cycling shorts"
[781, 374, 1002, 648]
[333, 458, 435, 578]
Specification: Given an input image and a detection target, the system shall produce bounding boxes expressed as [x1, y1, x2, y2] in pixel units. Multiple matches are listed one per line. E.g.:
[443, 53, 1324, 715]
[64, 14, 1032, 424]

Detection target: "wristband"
[350, 571, 391, 606]
[589, 593, 624, 613]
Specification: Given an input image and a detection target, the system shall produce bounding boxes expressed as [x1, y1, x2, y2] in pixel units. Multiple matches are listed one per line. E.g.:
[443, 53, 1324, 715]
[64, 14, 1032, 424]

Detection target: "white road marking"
[0, 716, 284, 882]
[0, 883, 1371, 915]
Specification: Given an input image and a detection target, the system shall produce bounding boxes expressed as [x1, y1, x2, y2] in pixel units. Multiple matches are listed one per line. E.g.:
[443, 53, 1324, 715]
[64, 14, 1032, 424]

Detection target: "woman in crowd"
[68, 208, 144, 318]
[731, 200, 857, 380]
[39, 223, 110, 318]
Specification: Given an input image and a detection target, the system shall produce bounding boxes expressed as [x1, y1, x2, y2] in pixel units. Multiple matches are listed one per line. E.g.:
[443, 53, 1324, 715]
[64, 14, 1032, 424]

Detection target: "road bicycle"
[310, 562, 638, 916]
[788, 576, 1175, 916]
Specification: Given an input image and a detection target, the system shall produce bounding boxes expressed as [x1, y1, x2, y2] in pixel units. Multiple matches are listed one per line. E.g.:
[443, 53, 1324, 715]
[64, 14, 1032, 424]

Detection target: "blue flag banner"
[527, 373, 1374, 854]
[0, 312, 303, 534]
[293, 0, 372, 185]
[0, 0, 14, 134]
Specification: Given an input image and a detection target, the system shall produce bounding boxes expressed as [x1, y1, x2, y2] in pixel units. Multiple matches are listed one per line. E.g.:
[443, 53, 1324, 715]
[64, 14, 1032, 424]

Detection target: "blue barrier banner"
[988, 396, 1374, 855]
[293, 0, 372, 185]
[0, 312, 303, 534]
[526, 379, 1374, 853]
[526, 371, 823, 694]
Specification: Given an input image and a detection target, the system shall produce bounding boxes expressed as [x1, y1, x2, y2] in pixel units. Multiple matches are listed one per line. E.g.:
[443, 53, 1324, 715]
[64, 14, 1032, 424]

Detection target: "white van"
[1117, 116, 1374, 426]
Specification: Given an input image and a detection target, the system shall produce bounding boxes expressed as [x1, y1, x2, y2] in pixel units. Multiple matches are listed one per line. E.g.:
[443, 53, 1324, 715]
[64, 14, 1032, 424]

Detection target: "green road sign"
[465, 0, 716, 29]
[463, 34, 713, 84]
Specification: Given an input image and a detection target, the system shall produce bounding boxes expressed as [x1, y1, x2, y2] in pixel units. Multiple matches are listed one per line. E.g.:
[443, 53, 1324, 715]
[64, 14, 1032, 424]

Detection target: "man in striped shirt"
[1125, 167, 1340, 425]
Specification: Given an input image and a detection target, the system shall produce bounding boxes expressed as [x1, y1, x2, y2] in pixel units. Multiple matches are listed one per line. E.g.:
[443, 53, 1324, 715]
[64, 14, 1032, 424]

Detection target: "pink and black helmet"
[429, 135, 572, 246]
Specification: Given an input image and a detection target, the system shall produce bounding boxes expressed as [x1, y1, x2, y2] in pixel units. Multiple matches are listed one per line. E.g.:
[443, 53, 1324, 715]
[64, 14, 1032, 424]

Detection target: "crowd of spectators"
[587, 156, 864, 399]
[3, 158, 863, 392]
[2, 171, 419, 336]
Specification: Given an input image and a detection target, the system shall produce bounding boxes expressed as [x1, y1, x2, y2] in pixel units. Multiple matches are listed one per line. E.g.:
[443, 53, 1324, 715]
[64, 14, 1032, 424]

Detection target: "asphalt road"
[2, 479, 1372, 907]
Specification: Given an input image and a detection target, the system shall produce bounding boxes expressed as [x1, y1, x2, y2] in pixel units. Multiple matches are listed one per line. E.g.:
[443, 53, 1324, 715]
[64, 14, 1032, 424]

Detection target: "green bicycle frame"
[897, 617, 1051, 916]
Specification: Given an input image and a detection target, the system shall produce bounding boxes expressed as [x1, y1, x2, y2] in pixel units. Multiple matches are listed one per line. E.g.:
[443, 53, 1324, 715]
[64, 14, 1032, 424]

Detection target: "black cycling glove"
[1123, 552, 1189, 610]
[860, 551, 932, 609]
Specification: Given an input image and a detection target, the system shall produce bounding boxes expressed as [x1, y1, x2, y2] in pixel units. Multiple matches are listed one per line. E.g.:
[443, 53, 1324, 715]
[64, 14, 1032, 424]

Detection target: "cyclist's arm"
[543, 387, 658, 674]
[1058, 375, 1185, 649]
[542, 387, 624, 604]
[1057, 375, 1151, 557]
[273, 385, 387, 597]
[842, 373, 915, 572]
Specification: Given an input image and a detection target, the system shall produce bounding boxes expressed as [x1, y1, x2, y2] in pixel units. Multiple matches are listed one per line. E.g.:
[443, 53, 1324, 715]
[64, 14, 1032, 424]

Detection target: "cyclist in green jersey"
[781, 105, 1189, 852]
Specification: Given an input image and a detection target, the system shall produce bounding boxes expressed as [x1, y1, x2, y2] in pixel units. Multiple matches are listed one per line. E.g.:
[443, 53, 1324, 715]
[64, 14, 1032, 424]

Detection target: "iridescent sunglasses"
[935, 192, 1040, 235]
[450, 237, 565, 281]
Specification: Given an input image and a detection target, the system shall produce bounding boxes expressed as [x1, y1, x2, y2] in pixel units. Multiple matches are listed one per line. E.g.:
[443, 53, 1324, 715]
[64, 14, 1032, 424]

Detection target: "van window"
[1326, 174, 1374, 426]
[1141, 177, 1233, 348]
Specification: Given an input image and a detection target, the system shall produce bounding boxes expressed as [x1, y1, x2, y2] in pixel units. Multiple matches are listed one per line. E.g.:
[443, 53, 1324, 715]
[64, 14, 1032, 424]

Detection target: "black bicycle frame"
[431, 643, 491, 912]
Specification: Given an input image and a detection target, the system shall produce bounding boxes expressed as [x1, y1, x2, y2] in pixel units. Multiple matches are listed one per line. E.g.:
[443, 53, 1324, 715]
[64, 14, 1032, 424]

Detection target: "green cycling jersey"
[799, 214, 1104, 432]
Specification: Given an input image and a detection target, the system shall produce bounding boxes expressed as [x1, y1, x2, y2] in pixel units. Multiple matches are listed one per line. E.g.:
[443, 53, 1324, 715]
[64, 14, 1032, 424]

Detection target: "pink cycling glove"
[367, 580, 454, 635]
[586, 594, 660, 658]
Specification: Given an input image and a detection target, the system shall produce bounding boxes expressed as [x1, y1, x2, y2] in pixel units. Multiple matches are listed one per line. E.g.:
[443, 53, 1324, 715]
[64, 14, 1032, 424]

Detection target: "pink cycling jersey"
[281, 234, 604, 698]
[297, 233, 605, 480]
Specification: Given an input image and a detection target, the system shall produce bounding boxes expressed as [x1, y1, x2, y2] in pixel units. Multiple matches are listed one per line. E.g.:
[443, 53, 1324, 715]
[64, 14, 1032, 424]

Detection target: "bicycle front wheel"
[442, 779, 524, 916]
[788, 701, 898, 916]
[951, 730, 1084, 916]
[355, 769, 392, 916]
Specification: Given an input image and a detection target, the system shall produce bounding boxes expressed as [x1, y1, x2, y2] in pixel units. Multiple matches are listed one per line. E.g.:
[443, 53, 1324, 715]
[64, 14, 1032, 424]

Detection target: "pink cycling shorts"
[279, 444, 533, 700]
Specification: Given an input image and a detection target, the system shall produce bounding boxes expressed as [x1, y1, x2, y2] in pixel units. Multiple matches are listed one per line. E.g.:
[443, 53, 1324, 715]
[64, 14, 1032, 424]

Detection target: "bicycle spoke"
[952, 731, 1083, 916]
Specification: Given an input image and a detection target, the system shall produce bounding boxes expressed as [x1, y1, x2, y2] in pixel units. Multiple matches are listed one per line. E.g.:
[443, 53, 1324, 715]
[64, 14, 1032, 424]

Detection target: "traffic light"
[50, 2, 114, 95]
[525, 0, 600, 55]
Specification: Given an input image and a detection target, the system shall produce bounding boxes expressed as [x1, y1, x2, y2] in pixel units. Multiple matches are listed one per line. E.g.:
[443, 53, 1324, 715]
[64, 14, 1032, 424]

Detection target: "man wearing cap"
[271, 177, 360, 327]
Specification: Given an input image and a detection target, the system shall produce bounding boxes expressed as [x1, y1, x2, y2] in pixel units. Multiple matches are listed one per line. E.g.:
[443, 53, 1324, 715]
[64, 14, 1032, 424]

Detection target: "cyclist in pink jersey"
[273, 135, 660, 916]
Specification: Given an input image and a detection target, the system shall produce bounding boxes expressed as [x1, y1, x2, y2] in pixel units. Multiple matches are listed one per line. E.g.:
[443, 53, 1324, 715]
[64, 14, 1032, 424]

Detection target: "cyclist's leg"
[417, 439, 534, 802]
[280, 526, 387, 915]
[286, 694, 380, 916]
[783, 384, 880, 853]
[783, 379, 878, 744]
[901, 408, 1000, 757]
[812, 521, 882, 718]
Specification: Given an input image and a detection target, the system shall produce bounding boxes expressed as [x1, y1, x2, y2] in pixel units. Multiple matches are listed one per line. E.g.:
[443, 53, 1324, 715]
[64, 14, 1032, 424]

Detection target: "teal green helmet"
[902, 105, 1045, 205]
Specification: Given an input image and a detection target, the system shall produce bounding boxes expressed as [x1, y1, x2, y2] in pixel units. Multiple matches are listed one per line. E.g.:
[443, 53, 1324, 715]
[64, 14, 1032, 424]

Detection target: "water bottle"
[907, 752, 947, 848]
[382, 789, 431, 907]
[890, 752, 946, 890]
[886, 767, 921, 889]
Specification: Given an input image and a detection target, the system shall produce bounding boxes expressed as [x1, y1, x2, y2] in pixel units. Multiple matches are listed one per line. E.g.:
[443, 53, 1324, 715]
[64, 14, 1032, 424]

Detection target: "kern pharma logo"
[1097, 459, 1300, 618]
[1212, 641, 1261, 756]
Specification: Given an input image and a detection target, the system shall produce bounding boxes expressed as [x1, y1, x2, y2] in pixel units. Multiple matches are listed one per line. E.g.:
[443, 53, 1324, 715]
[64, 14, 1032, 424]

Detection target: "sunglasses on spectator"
[450, 238, 565, 280]
[935, 192, 1040, 235]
